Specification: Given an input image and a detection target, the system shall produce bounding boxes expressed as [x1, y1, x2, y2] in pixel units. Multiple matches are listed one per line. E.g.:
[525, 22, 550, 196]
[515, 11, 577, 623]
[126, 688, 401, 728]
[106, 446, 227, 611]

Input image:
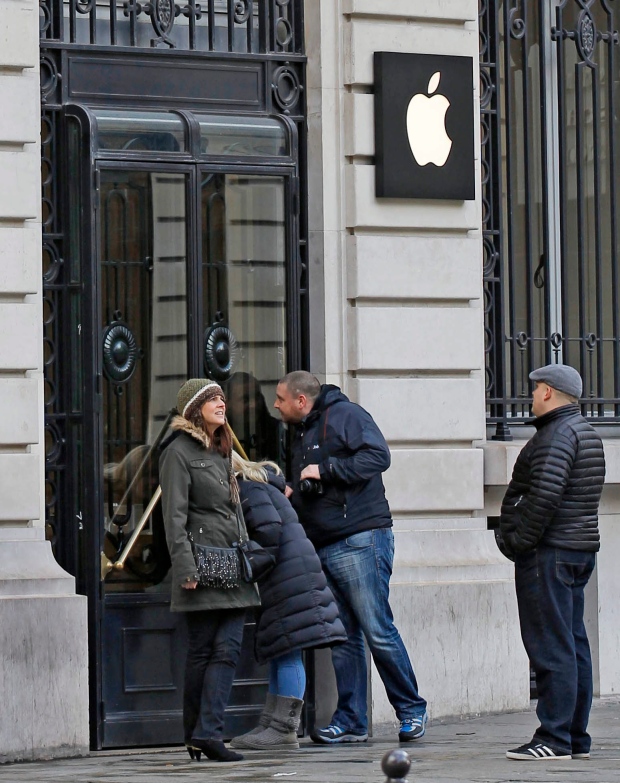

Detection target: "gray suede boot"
[230, 692, 278, 748]
[241, 695, 303, 750]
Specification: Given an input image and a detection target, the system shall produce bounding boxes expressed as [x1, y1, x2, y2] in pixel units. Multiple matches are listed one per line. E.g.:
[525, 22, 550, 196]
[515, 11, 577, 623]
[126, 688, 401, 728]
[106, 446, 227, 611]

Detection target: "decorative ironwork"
[102, 322, 139, 384]
[271, 63, 302, 113]
[42, 0, 304, 55]
[551, 1, 619, 68]
[481, 0, 620, 433]
[234, 0, 251, 23]
[508, 1, 526, 39]
[204, 324, 239, 380]
[147, 0, 177, 46]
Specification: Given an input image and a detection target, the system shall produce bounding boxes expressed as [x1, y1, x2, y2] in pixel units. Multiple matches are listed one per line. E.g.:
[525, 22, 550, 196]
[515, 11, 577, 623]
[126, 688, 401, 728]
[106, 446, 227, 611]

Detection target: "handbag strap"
[235, 504, 246, 544]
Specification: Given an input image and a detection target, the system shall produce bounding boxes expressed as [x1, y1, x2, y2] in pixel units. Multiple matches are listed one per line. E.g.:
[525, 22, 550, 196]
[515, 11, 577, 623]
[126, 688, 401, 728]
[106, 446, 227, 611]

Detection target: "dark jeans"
[318, 528, 426, 734]
[515, 546, 596, 754]
[184, 608, 246, 742]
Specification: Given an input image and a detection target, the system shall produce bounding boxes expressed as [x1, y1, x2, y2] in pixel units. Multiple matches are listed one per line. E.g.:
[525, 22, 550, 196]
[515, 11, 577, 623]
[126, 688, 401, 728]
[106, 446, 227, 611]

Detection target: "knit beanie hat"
[177, 379, 225, 420]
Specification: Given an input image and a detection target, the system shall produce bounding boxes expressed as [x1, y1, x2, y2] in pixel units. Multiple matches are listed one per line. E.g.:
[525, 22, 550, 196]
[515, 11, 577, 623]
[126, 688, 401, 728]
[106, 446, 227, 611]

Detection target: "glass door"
[94, 163, 296, 748]
[200, 172, 288, 465]
[98, 166, 192, 747]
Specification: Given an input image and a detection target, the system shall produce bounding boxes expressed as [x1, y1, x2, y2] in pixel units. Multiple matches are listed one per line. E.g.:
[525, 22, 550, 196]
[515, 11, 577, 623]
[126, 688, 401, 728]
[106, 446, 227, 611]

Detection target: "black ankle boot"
[190, 738, 243, 762]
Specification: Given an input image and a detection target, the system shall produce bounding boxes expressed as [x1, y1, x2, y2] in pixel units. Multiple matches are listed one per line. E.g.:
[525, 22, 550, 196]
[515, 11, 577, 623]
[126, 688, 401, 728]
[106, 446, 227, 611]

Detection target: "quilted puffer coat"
[238, 471, 347, 664]
[499, 404, 605, 556]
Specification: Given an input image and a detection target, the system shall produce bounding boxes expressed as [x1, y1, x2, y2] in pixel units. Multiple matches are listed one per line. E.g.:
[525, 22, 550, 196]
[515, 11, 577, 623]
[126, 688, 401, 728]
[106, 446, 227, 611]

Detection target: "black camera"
[298, 478, 325, 496]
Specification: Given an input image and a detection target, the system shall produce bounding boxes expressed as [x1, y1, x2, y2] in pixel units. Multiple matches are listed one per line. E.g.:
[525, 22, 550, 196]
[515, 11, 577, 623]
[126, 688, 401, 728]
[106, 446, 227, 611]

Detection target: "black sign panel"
[374, 52, 475, 200]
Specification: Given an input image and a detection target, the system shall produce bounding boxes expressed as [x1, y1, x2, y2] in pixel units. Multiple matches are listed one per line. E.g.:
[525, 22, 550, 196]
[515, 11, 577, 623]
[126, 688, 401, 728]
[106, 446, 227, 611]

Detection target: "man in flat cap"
[498, 364, 605, 761]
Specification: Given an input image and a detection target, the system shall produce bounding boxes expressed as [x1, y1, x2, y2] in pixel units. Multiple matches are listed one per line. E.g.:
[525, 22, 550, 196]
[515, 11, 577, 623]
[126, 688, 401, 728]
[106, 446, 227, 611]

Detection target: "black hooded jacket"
[289, 385, 392, 549]
[499, 404, 605, 556]
[238, 471, 347, 664]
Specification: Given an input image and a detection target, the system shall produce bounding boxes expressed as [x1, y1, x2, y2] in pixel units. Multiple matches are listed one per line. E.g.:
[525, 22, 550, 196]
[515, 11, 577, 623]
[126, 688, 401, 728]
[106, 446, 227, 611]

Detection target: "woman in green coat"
[159, 378, 260, 763]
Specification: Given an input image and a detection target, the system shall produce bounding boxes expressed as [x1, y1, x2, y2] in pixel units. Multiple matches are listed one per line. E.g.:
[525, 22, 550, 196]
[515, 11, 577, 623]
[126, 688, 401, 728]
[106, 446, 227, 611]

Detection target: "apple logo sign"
[406, 71, 453, 167]
[374, 52, 474, 200]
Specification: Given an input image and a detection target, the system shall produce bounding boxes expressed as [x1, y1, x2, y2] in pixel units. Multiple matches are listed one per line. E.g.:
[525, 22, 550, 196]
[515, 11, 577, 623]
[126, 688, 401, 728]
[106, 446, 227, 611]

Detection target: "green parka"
[159, 416, 260, 613]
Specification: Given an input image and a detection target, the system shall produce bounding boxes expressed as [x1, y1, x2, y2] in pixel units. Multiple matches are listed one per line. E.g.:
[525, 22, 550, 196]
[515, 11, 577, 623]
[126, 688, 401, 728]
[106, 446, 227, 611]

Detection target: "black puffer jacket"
[289, 385, 392, 549]
[239, 472, 347, 664]
[499, 404, 605, 556]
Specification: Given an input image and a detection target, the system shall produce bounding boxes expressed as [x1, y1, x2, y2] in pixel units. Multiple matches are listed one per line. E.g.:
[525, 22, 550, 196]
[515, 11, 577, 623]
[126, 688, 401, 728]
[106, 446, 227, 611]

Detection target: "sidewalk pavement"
[1, 698, 619, 783]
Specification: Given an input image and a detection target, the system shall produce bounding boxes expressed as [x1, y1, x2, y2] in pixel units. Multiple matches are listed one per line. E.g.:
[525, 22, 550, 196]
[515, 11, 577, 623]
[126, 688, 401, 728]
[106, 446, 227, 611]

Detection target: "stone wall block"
[0, 71, 39, 143]
[351, 306, 482, 371]
[0, 149, 40, 219]
[385, 448, 484, 511]
[346, 165, 480, 231]
[0, 454, 41, 520]
[596, 516, 620, 695]
[0, 303, 40, 370]
[0, 379, 39, 445]
[371, 580, 529, 724]
[0, 0, 39, 69]
[346, 18, 478, 87]
[0, 226, 40, 294]
[347, 234, 482, 301]
[343, 93, 374, 157]
[0, 595, 89, 762]
[343, 0, 478, 23]
[354, 376, 485, 442]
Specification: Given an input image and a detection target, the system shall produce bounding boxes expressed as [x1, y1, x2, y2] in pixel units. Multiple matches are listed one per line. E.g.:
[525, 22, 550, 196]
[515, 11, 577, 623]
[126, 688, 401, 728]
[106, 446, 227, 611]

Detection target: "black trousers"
[515, 546, 596, 754]
[183, 608, 246, 742]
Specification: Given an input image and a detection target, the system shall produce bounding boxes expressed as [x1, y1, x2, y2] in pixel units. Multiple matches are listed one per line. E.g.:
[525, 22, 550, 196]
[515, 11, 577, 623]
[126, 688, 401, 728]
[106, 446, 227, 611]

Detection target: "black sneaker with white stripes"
[506, 742, 571, 760]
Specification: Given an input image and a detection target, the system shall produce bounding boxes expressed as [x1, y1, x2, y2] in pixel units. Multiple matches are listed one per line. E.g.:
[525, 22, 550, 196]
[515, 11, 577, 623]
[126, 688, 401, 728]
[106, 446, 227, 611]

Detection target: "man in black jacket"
[274, 371, 427, 745]
[498, 364, 605, 761]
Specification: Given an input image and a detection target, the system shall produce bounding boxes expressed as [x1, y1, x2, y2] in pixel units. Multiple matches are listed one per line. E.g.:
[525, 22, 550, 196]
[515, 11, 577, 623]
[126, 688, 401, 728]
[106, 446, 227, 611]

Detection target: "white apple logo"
[406, 71, 453, 167]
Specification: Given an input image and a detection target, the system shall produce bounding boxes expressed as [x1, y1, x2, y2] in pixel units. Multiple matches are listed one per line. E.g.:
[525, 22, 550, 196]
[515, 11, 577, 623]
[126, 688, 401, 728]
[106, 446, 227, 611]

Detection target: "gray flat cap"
[529, 363, 582, 399]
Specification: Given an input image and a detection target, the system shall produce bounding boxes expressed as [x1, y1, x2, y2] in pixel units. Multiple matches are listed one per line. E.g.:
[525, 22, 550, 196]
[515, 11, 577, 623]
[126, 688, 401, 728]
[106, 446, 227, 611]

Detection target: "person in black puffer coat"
[498, 364, 605, 763]
[229, 453, 346, 751]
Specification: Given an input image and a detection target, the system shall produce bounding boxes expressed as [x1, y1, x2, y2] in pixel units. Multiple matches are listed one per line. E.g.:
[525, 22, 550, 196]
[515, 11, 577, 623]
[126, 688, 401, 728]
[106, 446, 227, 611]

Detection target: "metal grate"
[39, 0, 304, 54]
[480, 0, 620, 438]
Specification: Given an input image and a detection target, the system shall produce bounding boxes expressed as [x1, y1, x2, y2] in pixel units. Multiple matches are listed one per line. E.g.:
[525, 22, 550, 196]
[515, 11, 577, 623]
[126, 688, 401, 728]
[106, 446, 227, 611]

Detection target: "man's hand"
[300, 464, 321, 481]
[181, 580, 198, 590]
[284, 485, 294, 499]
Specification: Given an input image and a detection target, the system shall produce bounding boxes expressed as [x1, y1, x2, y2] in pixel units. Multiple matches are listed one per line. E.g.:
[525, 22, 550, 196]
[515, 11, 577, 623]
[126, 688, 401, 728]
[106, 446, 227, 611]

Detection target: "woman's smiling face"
[201, 394, 226, 433]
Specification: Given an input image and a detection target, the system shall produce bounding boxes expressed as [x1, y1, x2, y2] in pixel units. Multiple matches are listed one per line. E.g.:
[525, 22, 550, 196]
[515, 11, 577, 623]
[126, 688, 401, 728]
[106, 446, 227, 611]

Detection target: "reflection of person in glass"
[103, 444, 170, 585]
[159, 379, 260, 763]
[225, 372, 282, 463]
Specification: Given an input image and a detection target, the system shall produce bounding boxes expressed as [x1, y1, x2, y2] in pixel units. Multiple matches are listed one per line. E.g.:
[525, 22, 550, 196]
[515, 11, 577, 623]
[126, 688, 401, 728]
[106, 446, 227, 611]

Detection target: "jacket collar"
[170, 415, 212, 449]
[302, 384, 349, 427]
[533, 403, 581, 430]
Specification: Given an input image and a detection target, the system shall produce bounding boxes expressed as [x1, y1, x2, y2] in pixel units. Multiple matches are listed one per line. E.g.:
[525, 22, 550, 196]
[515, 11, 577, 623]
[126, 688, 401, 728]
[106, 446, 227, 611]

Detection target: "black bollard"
[381, 748, 411, 783]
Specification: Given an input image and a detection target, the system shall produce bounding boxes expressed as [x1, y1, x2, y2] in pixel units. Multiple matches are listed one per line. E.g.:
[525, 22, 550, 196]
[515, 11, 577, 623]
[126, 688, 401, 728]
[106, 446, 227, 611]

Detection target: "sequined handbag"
[188, 534, 241, 589]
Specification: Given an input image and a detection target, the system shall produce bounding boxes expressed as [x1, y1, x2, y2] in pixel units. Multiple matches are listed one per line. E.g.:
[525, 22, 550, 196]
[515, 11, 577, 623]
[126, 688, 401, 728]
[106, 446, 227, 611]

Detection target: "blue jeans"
[318, 528, 426, 733]
[269, 650, 306, 699]
[515, 546, 596, 754]
[184, 609, 246, 742]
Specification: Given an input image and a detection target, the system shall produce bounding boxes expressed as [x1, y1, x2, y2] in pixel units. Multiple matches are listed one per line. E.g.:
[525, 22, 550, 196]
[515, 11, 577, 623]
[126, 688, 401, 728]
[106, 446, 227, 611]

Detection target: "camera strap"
[320, 407, 330, 446]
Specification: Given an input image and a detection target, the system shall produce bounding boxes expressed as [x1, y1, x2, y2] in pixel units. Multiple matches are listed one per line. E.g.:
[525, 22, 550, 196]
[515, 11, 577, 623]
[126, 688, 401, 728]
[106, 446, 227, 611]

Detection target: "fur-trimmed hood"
[170, 414, 212, 450]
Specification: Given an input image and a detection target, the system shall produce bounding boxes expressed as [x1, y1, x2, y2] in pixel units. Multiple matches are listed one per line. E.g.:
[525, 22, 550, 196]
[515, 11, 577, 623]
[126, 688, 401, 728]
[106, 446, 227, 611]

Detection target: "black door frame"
[66, 99, 303, 746]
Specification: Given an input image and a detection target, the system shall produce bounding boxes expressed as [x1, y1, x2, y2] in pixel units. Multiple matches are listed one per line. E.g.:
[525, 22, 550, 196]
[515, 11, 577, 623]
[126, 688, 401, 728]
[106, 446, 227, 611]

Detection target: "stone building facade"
[1, 0, 618, 762]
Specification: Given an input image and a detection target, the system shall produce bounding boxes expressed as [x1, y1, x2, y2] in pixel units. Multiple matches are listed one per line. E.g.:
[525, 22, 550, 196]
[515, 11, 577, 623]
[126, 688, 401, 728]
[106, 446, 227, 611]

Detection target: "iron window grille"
[480, 0, 620, 439]
[39, 0, 303, 54]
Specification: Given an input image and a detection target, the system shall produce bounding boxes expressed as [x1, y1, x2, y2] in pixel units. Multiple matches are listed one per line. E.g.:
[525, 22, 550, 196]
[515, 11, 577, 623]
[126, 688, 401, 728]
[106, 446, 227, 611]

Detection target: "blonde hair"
[232, 451, 282, 483]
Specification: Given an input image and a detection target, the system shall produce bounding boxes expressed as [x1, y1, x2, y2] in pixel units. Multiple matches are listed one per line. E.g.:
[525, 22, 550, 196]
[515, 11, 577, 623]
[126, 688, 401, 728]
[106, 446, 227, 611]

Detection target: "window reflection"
[100, 170, 188, 592]
[201, 174, 287, 464]
[94, 109, 186, 152]
[196, 115, 288, 157]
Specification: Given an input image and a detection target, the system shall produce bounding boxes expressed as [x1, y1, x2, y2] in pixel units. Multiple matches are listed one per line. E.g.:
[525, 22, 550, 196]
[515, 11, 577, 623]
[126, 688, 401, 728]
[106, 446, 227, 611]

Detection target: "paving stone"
[1, 698, 619, 783]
